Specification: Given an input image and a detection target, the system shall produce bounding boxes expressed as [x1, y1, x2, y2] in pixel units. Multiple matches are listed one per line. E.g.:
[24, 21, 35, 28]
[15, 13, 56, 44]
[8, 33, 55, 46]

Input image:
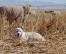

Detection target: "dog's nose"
[17, 33, 19, 36]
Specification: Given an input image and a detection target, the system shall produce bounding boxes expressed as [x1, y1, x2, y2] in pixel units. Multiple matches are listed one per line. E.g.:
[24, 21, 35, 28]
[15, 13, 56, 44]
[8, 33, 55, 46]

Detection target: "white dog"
[12, 28, 45, 42]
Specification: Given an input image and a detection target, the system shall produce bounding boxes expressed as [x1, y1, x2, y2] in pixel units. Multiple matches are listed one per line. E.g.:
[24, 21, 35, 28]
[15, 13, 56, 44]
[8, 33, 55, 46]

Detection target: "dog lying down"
[12, 28, 45, 42]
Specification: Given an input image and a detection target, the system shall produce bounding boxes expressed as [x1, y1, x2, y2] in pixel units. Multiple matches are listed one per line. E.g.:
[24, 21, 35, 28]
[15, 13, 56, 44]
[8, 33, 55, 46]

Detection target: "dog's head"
[12, 28, 23, 40]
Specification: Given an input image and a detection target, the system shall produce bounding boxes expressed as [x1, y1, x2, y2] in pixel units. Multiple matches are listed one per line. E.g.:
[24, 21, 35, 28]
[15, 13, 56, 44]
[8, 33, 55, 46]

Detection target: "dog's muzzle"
[17, 33, 19, 37]
[16, 32, 22, 37]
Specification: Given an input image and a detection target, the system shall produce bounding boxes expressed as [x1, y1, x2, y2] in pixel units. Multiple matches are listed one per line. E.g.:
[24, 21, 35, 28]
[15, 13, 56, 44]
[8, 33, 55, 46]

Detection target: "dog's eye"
[16, 31, 18, 32]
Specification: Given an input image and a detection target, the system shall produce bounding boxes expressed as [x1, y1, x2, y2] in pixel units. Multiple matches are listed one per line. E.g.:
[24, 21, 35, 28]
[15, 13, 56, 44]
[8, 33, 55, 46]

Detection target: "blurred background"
[0, 0, 66, 9]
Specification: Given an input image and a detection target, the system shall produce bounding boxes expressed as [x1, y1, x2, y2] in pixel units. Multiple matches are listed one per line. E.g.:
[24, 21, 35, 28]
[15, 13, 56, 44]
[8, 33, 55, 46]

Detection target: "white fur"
[12, 28, 45, 42]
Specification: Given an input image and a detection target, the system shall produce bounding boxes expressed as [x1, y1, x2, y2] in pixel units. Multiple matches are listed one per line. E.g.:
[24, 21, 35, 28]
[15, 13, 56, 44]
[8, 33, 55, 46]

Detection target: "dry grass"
[0, 9, 66, 54]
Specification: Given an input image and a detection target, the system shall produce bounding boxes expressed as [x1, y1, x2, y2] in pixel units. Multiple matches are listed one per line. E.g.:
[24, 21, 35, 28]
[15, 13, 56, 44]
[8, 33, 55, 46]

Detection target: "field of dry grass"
[0, 9, 66, 54]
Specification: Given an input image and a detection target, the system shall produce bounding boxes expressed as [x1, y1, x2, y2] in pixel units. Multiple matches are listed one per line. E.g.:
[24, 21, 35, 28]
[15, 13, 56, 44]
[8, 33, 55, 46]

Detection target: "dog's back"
[22, 32, 45, 41]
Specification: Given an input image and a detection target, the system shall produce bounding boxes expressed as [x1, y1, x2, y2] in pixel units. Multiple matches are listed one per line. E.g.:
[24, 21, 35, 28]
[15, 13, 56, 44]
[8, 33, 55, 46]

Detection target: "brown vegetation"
[0, 9, 66, 54]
